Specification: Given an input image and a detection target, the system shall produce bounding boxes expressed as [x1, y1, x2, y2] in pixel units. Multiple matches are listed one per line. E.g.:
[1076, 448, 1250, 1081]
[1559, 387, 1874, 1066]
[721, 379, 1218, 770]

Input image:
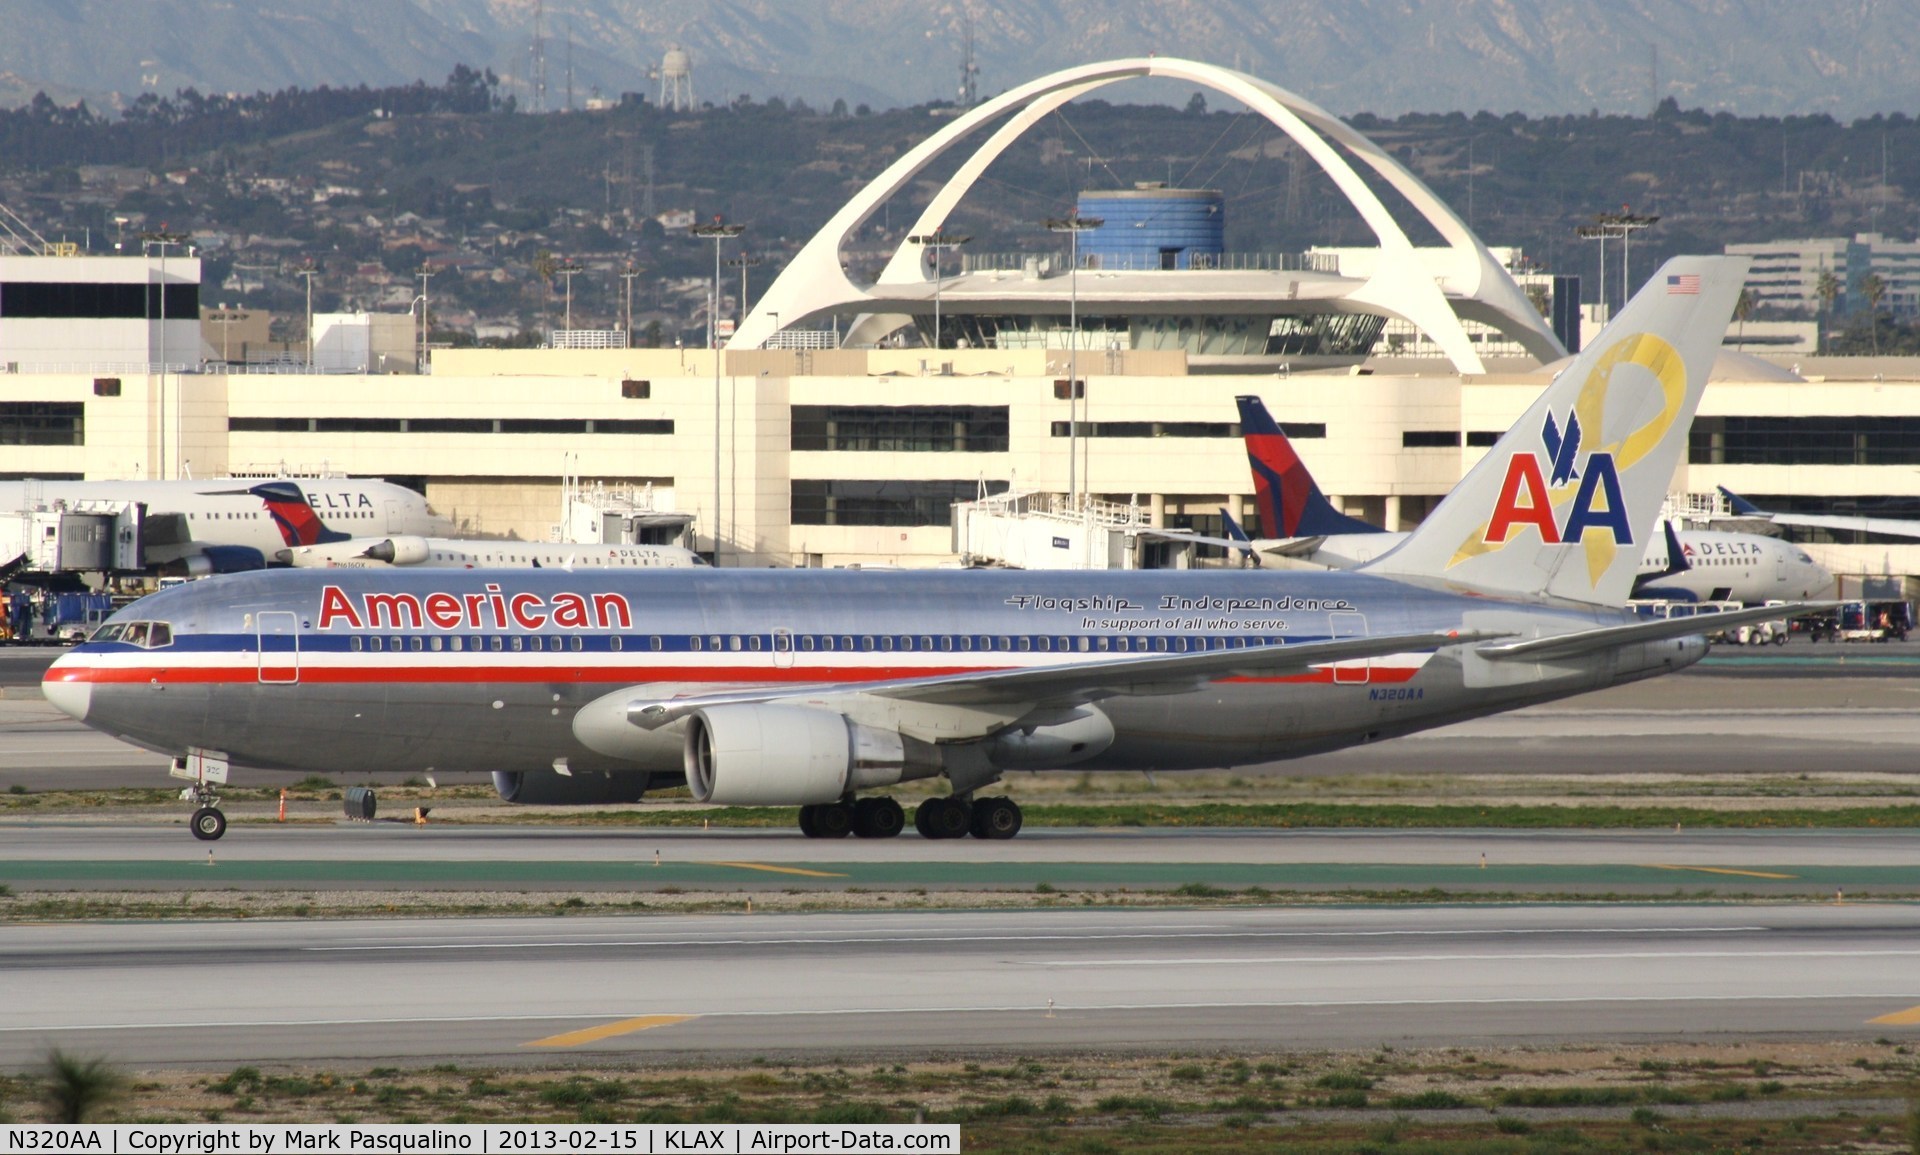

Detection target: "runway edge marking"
[526, 1014, 700, 1047]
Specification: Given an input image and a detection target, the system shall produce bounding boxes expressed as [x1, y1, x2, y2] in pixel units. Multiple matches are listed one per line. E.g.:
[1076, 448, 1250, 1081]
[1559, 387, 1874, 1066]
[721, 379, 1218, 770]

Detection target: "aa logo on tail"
[1483, 409, 1631, 547]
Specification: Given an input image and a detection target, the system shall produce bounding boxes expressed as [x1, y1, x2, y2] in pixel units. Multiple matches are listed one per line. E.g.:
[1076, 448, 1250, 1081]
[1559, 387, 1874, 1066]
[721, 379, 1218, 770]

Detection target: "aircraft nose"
[41, 655, 93, 722]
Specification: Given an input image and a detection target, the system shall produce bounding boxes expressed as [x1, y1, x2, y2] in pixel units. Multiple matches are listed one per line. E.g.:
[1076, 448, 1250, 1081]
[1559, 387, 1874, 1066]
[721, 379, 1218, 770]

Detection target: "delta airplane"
[47, 258, 1810, 844]
[1198, 396, 1833, 603]
[0, 477, 451, 575]
[281, 536, 706, 570]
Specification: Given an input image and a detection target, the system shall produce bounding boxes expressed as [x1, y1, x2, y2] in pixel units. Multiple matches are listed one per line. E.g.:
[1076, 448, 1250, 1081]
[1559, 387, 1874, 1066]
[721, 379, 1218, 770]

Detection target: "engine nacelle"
[986, 707, 1116, 769]
[683, 704, 917, 806]
[491, 769, 679, 804]
[365, 536, 431, 565]
[180, 545, 268, 576]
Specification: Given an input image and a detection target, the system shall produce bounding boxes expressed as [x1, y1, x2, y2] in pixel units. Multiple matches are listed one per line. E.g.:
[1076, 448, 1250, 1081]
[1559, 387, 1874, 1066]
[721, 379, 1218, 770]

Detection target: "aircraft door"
[1329, 611, 1370, 685]
[256, 611, 300, 684]
[1773, 546, 1786, 585]
[772, 628, 795, 669]
[384, 499, 403, 534]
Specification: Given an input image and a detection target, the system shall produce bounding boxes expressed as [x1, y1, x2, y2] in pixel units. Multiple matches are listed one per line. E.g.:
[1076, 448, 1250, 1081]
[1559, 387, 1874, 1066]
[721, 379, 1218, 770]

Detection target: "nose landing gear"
[183, 782, 226, 841]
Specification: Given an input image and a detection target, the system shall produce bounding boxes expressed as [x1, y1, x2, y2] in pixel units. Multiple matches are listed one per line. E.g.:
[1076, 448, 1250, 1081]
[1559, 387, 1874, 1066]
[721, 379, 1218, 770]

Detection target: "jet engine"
[180, 545, 268, 576]
[683, 704, 934, 805]
[491, 769, 680, 804]
[364, 536, 431, 565]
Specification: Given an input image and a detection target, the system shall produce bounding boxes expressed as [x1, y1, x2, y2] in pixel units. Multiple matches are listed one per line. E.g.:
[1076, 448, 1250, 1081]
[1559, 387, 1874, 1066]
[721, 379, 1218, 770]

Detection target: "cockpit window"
[93, 620, 172, 647]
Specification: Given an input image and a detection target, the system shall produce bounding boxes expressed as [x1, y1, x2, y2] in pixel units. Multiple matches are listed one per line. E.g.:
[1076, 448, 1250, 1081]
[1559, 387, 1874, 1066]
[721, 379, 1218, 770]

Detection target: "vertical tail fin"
[1360, 256, 1748, 604]
[1235, 395, 1381, 537]
[244, 482, 352, 546]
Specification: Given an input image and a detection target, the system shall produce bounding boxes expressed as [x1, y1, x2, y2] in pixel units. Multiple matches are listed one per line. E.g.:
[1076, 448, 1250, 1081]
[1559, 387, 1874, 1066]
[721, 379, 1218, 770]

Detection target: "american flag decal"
[1666, 274, 1701, 295]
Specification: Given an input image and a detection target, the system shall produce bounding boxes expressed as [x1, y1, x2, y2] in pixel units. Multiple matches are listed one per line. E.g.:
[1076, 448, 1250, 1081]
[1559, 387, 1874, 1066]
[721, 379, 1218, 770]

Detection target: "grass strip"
[508, 801, 1920, 830]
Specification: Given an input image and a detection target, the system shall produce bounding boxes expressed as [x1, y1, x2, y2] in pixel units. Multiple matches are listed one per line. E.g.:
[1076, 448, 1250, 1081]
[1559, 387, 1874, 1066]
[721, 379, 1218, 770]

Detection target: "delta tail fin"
[208, 481, 354, 547]
[1236, 395, 1380, 537]
[1360, 256, 1748, 604]
[1716, 485, 1766, 516]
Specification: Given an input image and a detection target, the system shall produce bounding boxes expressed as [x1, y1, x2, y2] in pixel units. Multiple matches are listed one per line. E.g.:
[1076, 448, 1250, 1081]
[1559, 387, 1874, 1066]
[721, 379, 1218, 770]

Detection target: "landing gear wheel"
[190, 806, 227, 841]
[811, 802, 854, 839]
[969, 796, 1023, 840]
[917, 797, 973, 840]
[798, 804, 820, 838]
[852, 796, 905, 839]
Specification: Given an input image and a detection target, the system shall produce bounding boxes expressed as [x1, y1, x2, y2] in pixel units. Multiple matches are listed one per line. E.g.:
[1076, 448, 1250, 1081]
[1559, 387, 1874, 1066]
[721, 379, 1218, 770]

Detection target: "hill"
[3, 0, 1920, 119]
[1, 73, 1912, 342]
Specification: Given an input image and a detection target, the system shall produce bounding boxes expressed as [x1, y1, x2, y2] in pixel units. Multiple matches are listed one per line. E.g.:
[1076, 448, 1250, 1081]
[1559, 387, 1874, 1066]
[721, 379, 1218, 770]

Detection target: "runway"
[2, 904, 1917, 1068]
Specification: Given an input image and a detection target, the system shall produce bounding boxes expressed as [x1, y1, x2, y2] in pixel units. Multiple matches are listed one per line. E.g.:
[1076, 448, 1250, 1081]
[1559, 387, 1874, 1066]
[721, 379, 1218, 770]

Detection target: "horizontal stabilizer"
[1476, 601, 1832, 663]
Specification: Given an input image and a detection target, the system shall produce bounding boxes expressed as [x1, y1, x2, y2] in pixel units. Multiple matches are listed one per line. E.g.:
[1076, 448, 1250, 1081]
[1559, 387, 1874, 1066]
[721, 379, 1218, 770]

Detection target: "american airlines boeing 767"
[46, 258, 1797, 842]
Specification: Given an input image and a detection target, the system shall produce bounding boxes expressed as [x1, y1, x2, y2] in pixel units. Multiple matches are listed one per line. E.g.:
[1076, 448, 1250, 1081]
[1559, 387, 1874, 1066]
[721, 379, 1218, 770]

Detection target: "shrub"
[42, 1050, 123, 1124]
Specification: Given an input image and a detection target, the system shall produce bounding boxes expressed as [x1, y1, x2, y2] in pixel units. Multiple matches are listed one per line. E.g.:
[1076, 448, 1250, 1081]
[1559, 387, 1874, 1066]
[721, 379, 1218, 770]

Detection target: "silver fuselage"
[44, 568, 1703, 779]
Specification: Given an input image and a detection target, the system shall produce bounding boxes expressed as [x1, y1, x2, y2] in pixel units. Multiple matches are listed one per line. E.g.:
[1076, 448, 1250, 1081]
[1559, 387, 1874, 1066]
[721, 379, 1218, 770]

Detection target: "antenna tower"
[641, 144, 657, 220]
[958, 12, 979, 106]
[529, 0, 548, 113]
[565, 18, 575, 112]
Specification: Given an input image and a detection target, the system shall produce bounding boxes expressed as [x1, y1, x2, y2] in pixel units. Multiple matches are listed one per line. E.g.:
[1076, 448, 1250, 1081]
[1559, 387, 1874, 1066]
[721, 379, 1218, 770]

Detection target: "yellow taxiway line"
[707, 861, 850, 878]
[527, 1015, 699, 1047]
[1868, 1005, 1920, 1026]
[1643, 864, 1799, 880]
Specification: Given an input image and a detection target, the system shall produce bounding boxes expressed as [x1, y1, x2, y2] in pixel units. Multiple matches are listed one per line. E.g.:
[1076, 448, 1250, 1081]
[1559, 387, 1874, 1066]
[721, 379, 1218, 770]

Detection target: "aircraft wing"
[1764, 512, 1920, 540]
[624, 629, 1497, 730]
[1713, 486, 1920, 540]
[1134, 527, 1321, 557]
[1476, 602, 1834, 663]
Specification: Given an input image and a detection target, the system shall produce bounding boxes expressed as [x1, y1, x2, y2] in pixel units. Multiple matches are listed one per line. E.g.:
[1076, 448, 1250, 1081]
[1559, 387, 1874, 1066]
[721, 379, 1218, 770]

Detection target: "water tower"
[659, 45, 694, 111]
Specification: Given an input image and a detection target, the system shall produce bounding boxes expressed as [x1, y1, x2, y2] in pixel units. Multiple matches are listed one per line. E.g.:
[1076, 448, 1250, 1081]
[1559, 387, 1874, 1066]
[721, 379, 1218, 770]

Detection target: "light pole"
[692, 220, 744, 564]
[619, 262, 641, 347]
[416, 268, 434, 373]
[297, 265, 317, 371]
[726, 252, 763, 340]
[141, 230, 187, 478]
[908, 229, 972, 351]
[553, 261, 583, 334]
[1044, 215, 1102, 513]
[1575, 211, 1657, 316]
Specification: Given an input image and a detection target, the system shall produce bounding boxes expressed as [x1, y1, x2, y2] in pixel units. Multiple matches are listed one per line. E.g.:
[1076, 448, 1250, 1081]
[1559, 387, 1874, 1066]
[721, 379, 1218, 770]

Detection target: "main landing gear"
[914, 795, 1023, 840]
[796, 794, 1024, 840]
[798, 796, 906, 839]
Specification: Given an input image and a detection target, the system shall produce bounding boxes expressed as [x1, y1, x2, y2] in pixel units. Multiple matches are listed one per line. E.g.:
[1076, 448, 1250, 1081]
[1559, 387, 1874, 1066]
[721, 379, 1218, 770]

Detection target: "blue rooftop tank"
[1075, 185, 1225, 271]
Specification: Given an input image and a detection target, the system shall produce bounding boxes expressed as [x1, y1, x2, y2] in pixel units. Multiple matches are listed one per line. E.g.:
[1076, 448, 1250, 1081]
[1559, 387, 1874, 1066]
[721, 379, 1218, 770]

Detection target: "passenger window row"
[336, 633, 1285, 655]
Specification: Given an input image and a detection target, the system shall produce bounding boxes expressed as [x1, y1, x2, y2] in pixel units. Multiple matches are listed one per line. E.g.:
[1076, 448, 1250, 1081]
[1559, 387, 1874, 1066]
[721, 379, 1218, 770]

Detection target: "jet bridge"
[0, 499, 145, 575]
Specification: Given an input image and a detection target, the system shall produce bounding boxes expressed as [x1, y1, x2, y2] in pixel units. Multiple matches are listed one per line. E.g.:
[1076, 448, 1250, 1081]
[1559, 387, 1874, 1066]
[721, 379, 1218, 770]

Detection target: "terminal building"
[4, 58, 1920, 588]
